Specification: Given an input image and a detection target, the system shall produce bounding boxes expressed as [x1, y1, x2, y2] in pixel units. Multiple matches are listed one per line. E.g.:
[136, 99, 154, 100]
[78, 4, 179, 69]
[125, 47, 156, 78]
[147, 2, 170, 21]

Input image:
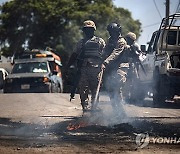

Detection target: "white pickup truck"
[138, 13, 180, 104]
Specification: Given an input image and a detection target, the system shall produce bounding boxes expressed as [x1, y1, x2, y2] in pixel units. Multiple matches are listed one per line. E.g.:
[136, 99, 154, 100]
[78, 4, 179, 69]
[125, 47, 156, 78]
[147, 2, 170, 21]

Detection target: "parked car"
[4, 52, 63, 93]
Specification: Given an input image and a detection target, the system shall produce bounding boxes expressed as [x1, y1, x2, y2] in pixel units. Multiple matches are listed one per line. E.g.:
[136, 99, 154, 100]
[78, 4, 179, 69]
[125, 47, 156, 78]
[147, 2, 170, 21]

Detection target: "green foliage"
[0, 0, 141, 65]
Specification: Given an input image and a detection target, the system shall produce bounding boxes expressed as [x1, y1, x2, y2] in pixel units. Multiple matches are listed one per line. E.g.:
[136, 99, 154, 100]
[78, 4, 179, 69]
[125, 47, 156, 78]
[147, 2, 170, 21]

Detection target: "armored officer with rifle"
[125, 32, 141, 81]
[124, 32, 146, 103]
[67, 20, 105, 112]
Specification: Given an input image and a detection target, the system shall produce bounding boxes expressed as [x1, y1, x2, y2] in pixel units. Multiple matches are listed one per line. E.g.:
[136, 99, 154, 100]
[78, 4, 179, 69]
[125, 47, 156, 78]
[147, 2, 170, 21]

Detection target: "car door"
[139, 31, 159, 83]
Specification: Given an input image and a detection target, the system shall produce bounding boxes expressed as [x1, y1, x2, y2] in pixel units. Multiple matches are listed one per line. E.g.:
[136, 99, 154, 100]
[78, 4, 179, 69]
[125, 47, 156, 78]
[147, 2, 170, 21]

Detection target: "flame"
[67, 121, 88, 131]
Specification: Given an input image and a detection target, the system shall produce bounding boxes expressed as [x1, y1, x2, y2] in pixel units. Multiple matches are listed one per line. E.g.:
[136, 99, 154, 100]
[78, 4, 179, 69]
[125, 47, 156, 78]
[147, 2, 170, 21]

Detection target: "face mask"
[126, 37, 134, 45]
[109, 31, 120, 40]
[83, 28, 95, 38]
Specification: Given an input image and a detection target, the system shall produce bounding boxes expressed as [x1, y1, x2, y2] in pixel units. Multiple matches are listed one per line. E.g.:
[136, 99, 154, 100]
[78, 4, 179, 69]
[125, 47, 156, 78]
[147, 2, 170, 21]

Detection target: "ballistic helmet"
[83, 20, 96, 30]
[107, 22, 121, 33]
[126, 32, 136, 41]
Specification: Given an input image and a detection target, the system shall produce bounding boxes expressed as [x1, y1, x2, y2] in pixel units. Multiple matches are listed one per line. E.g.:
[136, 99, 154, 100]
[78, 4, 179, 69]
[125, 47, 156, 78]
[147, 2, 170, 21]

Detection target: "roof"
[14, 57, 55, 64]
[14, 49, 62, 66]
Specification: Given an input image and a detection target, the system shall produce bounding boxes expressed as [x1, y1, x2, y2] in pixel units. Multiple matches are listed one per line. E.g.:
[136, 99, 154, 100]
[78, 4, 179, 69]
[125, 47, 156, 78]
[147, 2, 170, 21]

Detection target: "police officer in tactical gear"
[125, 32, 141, 54]
[125, 32, 146, 75]
[68, 20, 105, 112]
[103, 23, 122, 60]
[102, 22, 129, 116]
[107, 23, 121, 38]
[124, 32, 146, 103]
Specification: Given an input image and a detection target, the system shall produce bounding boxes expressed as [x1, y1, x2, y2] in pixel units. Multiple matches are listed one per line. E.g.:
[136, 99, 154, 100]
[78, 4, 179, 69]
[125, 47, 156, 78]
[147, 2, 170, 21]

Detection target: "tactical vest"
[83, 37, 102, 59]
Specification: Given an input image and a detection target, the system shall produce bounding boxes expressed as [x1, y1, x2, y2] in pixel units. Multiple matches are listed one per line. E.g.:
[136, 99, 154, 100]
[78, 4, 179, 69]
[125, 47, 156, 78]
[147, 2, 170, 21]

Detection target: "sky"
[0, 0, 8, 5]
[113, 0, 180, 45]
[0, 0, 179, 45]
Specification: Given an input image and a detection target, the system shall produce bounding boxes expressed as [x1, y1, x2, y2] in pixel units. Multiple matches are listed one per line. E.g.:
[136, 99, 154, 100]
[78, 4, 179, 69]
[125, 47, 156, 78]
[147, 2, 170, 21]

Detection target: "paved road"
[0, 93, 82, 125]
[0, 93, 179, 124]
[0, 93, 179, 153]
[0, 93, 180, 125]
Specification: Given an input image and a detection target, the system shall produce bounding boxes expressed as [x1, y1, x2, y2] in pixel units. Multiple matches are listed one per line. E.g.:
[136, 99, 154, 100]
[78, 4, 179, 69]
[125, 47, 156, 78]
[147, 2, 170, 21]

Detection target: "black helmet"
[107, 22, 121, 33]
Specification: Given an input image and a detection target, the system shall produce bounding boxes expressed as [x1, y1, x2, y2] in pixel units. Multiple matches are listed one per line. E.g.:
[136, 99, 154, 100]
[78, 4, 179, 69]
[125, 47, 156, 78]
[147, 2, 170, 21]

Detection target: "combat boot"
[81, 102, 88, 112]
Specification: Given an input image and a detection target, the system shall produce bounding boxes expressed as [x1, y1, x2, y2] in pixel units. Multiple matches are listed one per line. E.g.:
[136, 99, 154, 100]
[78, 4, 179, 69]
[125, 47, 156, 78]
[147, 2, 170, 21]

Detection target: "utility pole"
[165, 0, 170, 25]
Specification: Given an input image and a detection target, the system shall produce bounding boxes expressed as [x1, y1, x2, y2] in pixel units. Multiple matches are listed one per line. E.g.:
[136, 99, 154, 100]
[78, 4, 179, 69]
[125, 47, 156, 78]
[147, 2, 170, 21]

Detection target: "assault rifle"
[68, 40, 86, 101]
[130, 46, 147, 76]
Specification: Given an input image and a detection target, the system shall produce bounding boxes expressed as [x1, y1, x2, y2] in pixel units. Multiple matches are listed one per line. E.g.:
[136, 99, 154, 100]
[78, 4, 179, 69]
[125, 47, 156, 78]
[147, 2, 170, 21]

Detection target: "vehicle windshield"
[12, 62, 49, 73]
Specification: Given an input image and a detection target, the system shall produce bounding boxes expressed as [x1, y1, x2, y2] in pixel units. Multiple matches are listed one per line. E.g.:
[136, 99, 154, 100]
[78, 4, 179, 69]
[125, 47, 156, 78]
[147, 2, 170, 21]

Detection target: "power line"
[142, 22, 160, 28]
[172, 1, 180, 25]
[173, 1, 178, 13]
[153, 0, 163, 19]
[175, 1, 180, 13]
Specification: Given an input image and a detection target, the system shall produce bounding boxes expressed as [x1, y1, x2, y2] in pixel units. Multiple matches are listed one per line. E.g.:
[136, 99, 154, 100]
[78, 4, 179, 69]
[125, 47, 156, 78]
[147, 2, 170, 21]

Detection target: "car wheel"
[153, 71, 166, 105]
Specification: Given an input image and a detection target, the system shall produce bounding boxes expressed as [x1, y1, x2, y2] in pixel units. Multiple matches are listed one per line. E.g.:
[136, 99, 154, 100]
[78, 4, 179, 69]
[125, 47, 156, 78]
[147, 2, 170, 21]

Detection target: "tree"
[0, 0, 141, 65]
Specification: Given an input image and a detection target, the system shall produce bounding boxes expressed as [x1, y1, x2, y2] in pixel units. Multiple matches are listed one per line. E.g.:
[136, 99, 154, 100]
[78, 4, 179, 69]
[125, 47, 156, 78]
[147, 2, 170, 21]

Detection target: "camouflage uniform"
[74, 36, 105, 110]
[103, 36, 130, 110]
[124, 32, 143, 102]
